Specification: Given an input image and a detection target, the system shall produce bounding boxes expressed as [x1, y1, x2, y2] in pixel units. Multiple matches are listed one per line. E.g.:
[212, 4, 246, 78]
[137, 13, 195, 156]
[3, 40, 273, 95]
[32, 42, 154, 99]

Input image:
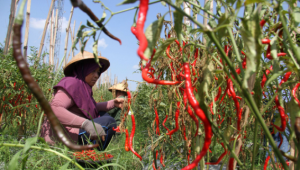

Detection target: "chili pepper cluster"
[73, 150, 113, 161]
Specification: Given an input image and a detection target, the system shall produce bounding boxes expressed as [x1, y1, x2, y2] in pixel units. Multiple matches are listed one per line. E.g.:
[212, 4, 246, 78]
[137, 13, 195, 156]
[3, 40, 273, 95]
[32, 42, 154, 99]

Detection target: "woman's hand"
[114, 98, 125, 109]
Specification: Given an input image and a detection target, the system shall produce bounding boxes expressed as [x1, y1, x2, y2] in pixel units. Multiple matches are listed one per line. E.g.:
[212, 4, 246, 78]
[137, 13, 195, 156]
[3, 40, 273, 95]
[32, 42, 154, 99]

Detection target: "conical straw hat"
[109, 82, 128, 92]
[64, 51, 110, 76]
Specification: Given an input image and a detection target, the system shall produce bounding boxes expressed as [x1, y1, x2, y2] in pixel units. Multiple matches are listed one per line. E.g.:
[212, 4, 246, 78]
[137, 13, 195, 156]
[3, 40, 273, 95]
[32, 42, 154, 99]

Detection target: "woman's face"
[85, 67, 101, 87]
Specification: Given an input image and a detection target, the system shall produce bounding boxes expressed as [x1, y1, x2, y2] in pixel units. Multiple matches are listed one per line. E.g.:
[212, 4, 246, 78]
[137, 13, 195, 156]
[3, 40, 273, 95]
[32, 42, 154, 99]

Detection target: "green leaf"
[244, 0, 266, 5]
[23, 137, 37, 153]
[21, 154, 29, 170]
[173, 10, 184, 45]
[92, 41, 100, 66]
[59, 161, 70, 170]
[152, 37, 176, 63]
[265, 71, 285, 87]
[240, 29, 256, 88]
[117, 0, 138, 5]
[8, 150, 22, 170]
[144, 12, 168, 60]
[99, 11, 107, 23]
[87, 20, 96, 28]
[190, 28, 204, 34]
[72, 25, 87, 50]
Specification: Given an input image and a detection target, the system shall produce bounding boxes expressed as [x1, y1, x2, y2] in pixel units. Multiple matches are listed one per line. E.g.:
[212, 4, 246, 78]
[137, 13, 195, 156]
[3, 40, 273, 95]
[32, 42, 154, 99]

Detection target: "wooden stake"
[72, 20, 76, 58]
[23, 0, 32, 61]
[49, 9, 54, 66]
[63, 7, 74, 67]
[37, 0, 55, 59]
[4, 0, 16, 55]
[52, 9, 59, 66]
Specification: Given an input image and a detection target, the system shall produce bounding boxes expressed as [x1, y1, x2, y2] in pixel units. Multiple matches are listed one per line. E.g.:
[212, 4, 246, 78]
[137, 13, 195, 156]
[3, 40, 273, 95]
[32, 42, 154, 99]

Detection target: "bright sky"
[2, 1, 293, 90]
[0, 0, 182, 90]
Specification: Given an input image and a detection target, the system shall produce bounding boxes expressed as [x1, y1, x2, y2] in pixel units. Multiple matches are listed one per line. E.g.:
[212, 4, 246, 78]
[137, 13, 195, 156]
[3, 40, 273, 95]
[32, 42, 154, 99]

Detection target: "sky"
[0, 0, 186, 91]
[0, 1, 294, 90]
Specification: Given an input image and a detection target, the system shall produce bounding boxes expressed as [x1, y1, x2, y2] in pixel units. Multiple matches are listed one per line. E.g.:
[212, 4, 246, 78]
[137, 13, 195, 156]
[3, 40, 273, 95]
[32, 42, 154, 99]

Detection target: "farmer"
[106, 81, 128, 125]
[41, 51, 124, 150]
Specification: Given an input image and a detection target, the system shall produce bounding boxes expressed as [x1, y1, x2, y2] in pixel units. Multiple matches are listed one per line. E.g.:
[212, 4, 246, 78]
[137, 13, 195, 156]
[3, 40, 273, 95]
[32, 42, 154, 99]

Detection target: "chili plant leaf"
[287, 98, 300, 133]
[72, 25, 87, 50]
[265, 70, 285, 88]
[117, 0, 138, 5]
[59, 161, 70, 170]
[8, 150, 22, 170]
[204, 0, 212, 11]
[173, 10, 183, 46]
[23, 137, 37, 154]
[87, 20, 97, 28]
[144, 12, 168, 60]
[92, 41, 101, 66]
[99, 11, 107, 23]
[152, 37, 176, 64]
[244, 0, 266, 5]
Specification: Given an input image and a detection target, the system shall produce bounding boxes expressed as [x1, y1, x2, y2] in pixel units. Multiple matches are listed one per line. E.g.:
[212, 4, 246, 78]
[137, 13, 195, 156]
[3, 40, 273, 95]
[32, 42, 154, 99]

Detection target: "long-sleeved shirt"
[40, 87, 115, 145]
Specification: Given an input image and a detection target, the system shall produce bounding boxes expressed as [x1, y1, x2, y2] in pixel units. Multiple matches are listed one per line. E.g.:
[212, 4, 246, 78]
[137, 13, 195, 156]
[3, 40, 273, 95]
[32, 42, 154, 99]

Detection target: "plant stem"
[112, 0, 161, 15]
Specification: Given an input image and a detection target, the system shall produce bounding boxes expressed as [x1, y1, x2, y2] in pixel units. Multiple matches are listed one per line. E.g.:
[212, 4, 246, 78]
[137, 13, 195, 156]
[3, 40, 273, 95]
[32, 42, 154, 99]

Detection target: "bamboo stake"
[9, 0, 19, 50]
[4, 0, 16, 55]
[49, 9, 54, 66]
[23, 0, 32, 61]
[72, 20, 76, 58]
[52, 9, 59, 66]
[37, 0, 55, 59]
[63, 7, 74, 67]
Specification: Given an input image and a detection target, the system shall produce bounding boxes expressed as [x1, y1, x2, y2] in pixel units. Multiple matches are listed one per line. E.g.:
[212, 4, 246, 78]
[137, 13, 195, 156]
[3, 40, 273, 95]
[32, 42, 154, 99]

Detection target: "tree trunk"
[63, 7, 74, 67]
[23, 0, 32, 61]
[37, 0, 55, 59]
[4, 0, 16, 55]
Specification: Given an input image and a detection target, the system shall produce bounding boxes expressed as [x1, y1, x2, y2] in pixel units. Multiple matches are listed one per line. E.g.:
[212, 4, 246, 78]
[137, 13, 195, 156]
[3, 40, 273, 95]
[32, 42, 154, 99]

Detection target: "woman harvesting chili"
[41, 51, 124, 150]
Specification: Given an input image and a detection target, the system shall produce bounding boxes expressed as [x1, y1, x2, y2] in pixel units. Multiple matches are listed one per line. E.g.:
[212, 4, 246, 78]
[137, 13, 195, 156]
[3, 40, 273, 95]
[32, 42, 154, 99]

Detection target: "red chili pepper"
[127, 90, 131, 115]
[279, 71, 292, 86]
[129, 114, 142, 160]
[271, 96, 286, 132]
[227, 79, 241, 131]
[112, 126, 120, 132]
[182, 62, 212, 170]
[162, 115, 171, 139]
[131, 0, 149, 61]
[125, 129, 130, 151]
[205, 143, 227, 165]
[160, 150, 165, 167]
[264, 156, 270, 170]
[142, 49, 180, 85]
[260, 19, 266, 28]
[154, 106, 160, 135]
[292, 82, 300, 107]
[167, 102, 180, 136]
[13, 82, 16, 88]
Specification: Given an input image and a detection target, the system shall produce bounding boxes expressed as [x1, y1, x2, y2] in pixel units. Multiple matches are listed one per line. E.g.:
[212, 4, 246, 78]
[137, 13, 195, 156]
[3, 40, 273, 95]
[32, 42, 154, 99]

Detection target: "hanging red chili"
[183, 88, 199, 137]
[162, 115, 171, 139]
[129, 114, 142, 160]
[131, 0, 149, 61]
[264, 156, 270, 170]
[279, 71, 292, 86]
[292, 82, 300, 107]
[125, 129, 130, 152]
[142, 49, 180, 85]
[154, 106, 160, 135]
[160, 150, 165, 167]
[167, 102, 180, 136]
[182, 61, 212, 170]
[271, 96, 286, 132]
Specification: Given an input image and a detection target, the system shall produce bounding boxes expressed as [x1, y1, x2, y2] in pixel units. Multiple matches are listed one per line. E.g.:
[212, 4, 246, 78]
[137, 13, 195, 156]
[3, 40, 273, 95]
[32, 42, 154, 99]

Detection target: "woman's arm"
[96, 97, 125, 112]
[96, 100, 115, 112]
[51, 88, 86, 128]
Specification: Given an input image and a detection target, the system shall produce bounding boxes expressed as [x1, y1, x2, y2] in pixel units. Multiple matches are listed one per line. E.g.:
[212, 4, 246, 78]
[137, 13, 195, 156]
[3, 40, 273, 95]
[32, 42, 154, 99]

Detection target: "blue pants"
[78, 112, 117, 150]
